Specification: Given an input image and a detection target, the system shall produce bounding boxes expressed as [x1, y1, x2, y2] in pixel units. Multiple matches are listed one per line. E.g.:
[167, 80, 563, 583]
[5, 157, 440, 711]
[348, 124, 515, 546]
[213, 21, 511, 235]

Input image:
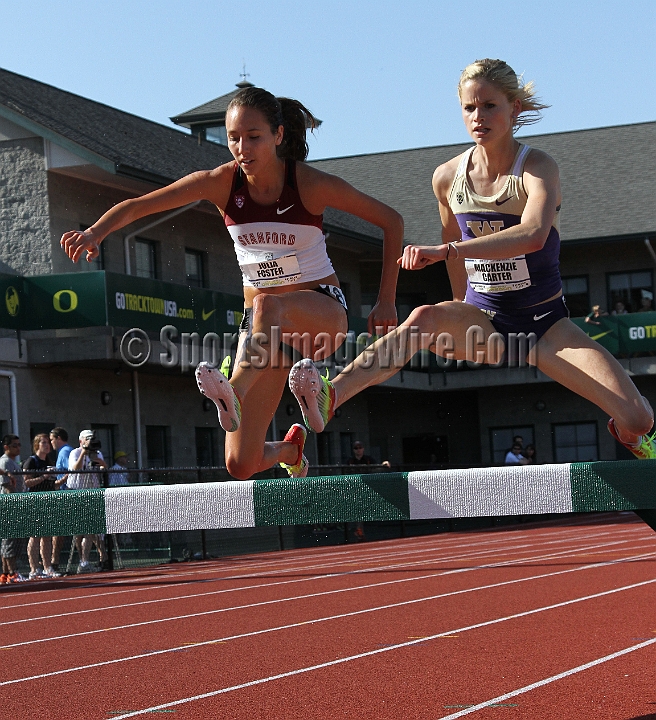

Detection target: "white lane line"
[3, 524, 643, 624]
[2, 549, 654, 681]
[2, 527, 626, 624]
[0, 538, 562, 624]
[0, 530, 548, 611]
[1, 536, 641, 637]
[4, 541, 647, 650]
[71, 579, 656, 720]
[0, 522, 641, 610]
[438, 637, 656, 718]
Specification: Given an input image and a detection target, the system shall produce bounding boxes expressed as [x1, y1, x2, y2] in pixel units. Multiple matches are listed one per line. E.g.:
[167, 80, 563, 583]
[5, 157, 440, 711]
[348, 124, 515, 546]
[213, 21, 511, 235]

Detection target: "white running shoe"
[288, 359, 336, 433]
[195, 361, 242, 433]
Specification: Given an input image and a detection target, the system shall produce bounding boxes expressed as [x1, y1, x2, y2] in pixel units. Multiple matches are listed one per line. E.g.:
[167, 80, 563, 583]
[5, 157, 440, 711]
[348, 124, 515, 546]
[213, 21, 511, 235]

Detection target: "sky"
[1, 1, 654, 160]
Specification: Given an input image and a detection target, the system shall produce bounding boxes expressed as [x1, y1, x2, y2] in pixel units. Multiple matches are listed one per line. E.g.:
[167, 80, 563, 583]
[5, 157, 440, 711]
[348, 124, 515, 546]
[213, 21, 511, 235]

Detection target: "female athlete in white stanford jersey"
[61, 87, 403, 479]
[289, 59, 655, 462]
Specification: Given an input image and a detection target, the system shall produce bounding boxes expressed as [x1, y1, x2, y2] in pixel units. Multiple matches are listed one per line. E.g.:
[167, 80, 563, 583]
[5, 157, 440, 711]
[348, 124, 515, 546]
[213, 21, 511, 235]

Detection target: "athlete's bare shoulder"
[432, 153, 463, 203]
[294, 160, 332, 188]
[199, 160, 237, 211]
[294, 161, 356, 212]
[523, 147, 559, 179]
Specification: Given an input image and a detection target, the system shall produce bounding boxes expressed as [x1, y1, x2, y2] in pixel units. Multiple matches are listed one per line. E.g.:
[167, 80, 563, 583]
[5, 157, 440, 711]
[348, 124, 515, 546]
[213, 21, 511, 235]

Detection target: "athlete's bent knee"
[405, 304, 441, 332]
[617, 398, 654, 437]
[225, 453, 258, 481]
[251, 293, 282, 329]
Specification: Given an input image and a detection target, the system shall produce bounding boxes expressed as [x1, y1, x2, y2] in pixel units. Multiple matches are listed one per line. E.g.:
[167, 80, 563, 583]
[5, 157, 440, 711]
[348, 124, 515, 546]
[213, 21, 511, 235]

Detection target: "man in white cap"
[68, 430, 108, 573]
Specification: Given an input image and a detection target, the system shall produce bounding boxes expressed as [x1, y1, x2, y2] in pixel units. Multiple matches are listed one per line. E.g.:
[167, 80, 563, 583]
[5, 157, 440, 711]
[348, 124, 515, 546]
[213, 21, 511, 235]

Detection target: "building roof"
[311, 122, 656, 243]
[170, 86, 248, 128]
[0, 66, 233, 185]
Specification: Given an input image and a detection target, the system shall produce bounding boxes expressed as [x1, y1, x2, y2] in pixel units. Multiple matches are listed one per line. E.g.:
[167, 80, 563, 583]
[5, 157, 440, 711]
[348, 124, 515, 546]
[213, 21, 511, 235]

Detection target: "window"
[340, 432, 354, 464]
[607, 270, 652, 314]
[195, 427, 217, 467]
[205, 125, 228, 146]
[561, 276, 589, 318]
[135, 239, 158, 279]
[552, 422, 598, 463]
[185, 249, 205, 288]
[146, 426, 170, 468]
[489, 426, 534, 465]
[402, 434, 448, 466]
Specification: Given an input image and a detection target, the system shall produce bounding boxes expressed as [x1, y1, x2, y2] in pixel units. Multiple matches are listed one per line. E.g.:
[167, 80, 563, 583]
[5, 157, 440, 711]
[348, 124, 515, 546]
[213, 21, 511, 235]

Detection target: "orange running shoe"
[608, 419, 656, 460]
[280, 423, 309, 478]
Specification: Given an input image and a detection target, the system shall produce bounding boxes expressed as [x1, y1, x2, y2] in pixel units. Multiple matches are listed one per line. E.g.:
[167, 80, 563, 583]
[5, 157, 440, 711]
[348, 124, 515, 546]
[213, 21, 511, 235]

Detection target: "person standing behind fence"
[348, 441, 375, 466]
[68, 430, 108, 573]
[23, 434, 61, 579]
[109, 451, 130, 486]
[49, 427, 73, 573]
[0, 435, 27, 583]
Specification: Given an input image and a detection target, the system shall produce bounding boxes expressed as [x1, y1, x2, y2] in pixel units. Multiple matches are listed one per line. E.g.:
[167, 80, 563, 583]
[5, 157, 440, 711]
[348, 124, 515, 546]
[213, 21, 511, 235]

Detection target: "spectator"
[109, 451, 130, 486]
[639, 290, 653, 313]
[23, 434, 61, 579]
[505, 443, 528, 466]
[585, 305, 608, 326]
[49, 427, 73, 573]
[0, 435, 27, 583]
[503, 435, 524, 463]
[523, 444, 537, 464]
[68, 430, 108, 573]
[348, 441, 375, 466]
[611, 301, 628, 315]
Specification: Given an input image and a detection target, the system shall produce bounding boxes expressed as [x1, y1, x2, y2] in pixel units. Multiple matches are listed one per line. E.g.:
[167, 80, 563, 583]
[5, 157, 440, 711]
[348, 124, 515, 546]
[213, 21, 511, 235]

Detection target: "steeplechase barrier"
[1, 460, 655, 538]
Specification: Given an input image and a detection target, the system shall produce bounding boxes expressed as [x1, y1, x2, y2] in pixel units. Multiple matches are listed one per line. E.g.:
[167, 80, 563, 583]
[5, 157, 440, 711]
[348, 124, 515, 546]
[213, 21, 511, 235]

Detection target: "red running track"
[1, 512, 655, 719]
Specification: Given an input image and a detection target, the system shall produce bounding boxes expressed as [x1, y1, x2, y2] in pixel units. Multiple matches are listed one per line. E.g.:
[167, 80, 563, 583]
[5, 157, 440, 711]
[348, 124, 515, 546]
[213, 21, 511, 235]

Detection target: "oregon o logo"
[53, 289, 78, 313]
[5, 287, 19, 317]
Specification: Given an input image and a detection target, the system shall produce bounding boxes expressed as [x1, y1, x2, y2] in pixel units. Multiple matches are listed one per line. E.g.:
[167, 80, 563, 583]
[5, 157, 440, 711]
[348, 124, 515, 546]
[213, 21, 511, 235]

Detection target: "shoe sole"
[195, 362, 240, 432]
[289, 360, 326, 433]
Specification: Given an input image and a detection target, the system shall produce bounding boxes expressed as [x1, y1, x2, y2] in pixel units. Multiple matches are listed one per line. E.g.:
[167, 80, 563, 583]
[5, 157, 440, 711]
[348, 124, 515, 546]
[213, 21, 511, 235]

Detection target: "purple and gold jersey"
[224, 161, 335, 288]
[448, 144, 562, 313]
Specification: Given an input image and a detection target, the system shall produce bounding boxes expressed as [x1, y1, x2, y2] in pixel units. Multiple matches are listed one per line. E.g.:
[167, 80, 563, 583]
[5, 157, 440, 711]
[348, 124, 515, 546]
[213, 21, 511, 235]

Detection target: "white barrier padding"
[407, 464, 573, 519]
[105, 481, 255, 533]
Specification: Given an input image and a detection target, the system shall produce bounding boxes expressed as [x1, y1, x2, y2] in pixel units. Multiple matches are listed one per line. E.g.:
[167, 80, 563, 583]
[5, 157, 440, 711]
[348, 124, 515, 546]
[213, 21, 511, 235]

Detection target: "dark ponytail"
[226, 87, 318, 162]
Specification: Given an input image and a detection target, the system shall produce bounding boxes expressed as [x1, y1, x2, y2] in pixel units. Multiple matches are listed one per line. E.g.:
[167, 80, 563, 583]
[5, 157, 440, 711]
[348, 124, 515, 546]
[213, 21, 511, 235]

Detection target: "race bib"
[241, 253, 301, 288]
[465, 256, 531, 293]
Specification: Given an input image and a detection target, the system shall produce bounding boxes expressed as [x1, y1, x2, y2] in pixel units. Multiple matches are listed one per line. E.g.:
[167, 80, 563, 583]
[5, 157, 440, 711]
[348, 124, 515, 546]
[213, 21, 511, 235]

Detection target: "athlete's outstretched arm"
[297, 164, 404, 335]
[60, 165, 233, 264]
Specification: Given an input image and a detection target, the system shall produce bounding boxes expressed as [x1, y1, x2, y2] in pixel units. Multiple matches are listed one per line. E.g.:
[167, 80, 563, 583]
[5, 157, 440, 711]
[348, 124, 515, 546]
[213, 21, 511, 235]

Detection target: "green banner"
[0, 271, 246, 335]
[0, 273, 26, 330]
[24, 272, 108, 329]
[572, 312, 656, 354]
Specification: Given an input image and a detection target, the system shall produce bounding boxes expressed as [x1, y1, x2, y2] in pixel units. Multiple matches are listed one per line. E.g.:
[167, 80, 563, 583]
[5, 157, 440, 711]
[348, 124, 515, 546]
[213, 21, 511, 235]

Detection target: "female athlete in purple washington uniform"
[61, 87, 403, 479]
[290, 59, 656, 460]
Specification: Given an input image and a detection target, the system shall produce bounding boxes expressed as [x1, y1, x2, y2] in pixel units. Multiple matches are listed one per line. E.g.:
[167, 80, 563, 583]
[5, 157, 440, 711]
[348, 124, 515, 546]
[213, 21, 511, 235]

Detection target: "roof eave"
[0, 103, 116, 175]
